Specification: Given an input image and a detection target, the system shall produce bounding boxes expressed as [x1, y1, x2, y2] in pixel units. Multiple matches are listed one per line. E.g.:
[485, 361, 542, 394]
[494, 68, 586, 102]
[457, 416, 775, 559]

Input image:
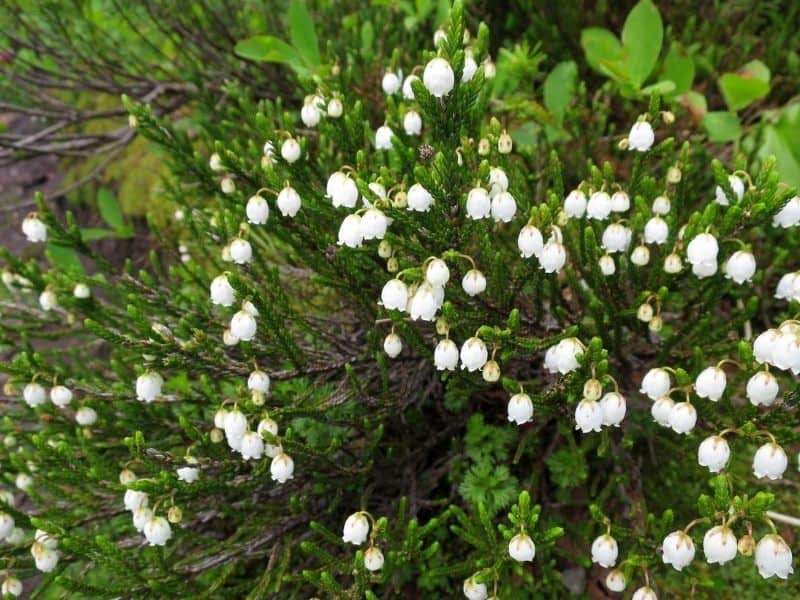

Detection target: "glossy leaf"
[621, 0, 663, 88]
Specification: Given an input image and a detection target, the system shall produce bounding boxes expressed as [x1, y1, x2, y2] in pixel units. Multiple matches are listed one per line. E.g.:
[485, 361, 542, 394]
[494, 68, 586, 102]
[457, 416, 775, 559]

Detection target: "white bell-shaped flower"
[600, 392, 626, 426]
[755, 534, 794, 579]
[327, 172, 359, 208]
[610, 190, 630, 212]
[695, 366, 726, 401]
[590, 534, 618, 567]
[752, 442, 788, 480]
[407, 183, 434, 212]
[426, 259, 450, 286]
[463, 577, 488, 600]
[364, 545, 385, 571]
[715, 174, 745, 206]
[490, 191, 517, 222]
[662, 530, 696, 571]
[402, 74, 419, 99]
[409, 284, 439, 322]
[724, 250, 756, 284]
[22, 215, 47, 243]
[124, 489, 148, 512]
[31, 544, 59, 572]
[136, 372, 163, 403]
[605, 570, 626, 592]
[39, 289, 58, 311]
[23, 382, 47, 408]
[460, 337, 488, 372]
[240, 430, 265, 460]
[703, 526, 737, 565]
[1, 577, 22, 597]
[276, 186, 301, 217]
[133, 506, 152, 532]
[692, 259, 718, 279]
[586, 191, 612, 220]
[144, 516, 172, 546]
[50, 385, 72, 408]
[746, 371, 779, 406]
[177, 466, 199, 483]
[248, 369, 270, 393]
[508, 533, 536, 562]
[575, 399, 603, 433]
[210, 274, 236, 306]
[687, 233, 719, 265]
[381, 71, 402, 95]
[360, 208, 388, 240]
[462, 51, 478, 82]
[652, 195, 671, 215]
[773, 196, 800, 228]
[564, 189, 587, 218]
[423, 57, 455, 98]
[300, 102, 321, 127]
[466, 187, 491, 220]
[775, 272, 800, 301]
[229, 238, 253, 265]
[644, 217, 669, 245]
[403, 110, 422, 135]
[381, 279, 408, 311]
[488, 167, 509, 192]
[651, 397, 675, 427]
[270, 452, 294, 483]
[628, 121, 655, 152]
[462, 270, 486, 296]
[538, 239, 567, 273]
[280, 138, 301, 163]
[76, 406, 97, 426]
[230, 309, 257, 341]
[631, 245, 651, 266]
[507, 393, 534, 425]
[631, 586, 657, 600]
[0, 513, 14, 539]
[669, 401, 697, 434]
[337, 214, 364, 248]
[697, 435, 730, 473]
[640, 368, 671, 400]
[434, 339, 459, 371]
[518, 225, 544, 258]
[375, 126, 394, 150]
[342, 512, 370, 545]
[601, 223, 632, 253]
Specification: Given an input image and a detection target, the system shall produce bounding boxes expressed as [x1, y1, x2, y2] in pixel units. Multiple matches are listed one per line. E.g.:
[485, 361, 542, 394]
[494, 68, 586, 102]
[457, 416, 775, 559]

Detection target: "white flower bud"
[327, 98, 343, 118]
[209, 152, 223, 171]
[423, 57, 455, 98]
[32, 544, 59, 572]
[598, 254, 616, 276]
[482, 360, 501, 382]
[76, 406, 97, 426]
[281, 138, 301, 163]
[753, 442, 788, 480]
[508, 533, 536, 562]
[22, 214, 47, 243]
[240, 430, 265, 460]
[605, 569, 626, 592]
[220, 176, 236, 195]
[300, 102, 321, 127]
[229, 238, 253, 265]
[488, 167, 508, 192]
[664, 253, 683, 274]
[177, 466, 199, 483]
[39, 289, 58, 311]
[248, 369, 270, 393]
[364, 545, 385, 571]
[462, 51, 478, 82]
[402, 75, 419, 99]
[698, 435, 730, 473]
[1, 577, 22, 597]
[497, 131, 513, 154]
[49, 385, 72, 408]
[133, 506, 153, 531]
[246, 195, 269, 225]
[632, 586, 657, 600]
[652, 195, 671, 215]
[434, 339, 459, 371]
[136, 372, 163, 403]
[631, 245, 650, 266]
[0, 513, 14, 539]
[703, 526, 737, 564]
[209, 274, 236, 307]
[73, 283, 91, 298]
[23, 382, 47, 408]
[382, 71, 401, 95]
[124, 489, 148, 512]
[342, 512, 370, 545]
[628, 121, 655, 152]
[695, 366, 726, 401]
[463, 577, 488, 600]
[407, 183, 434, 212]
[337, 214, 364, 248]
[724, 250, 756, 284]
[755, 534, 794, 579]
[383, 333, 402, 358]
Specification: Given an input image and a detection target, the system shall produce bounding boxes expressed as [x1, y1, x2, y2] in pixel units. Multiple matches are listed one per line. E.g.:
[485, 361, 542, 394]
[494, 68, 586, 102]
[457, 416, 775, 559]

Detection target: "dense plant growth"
[2, 1, 800, 598]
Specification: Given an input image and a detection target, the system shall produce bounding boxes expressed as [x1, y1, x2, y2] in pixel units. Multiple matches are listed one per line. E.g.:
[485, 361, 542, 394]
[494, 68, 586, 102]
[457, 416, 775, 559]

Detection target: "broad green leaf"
[757, 104, 800, 188]
[234, 36, 307, 75]
[581, 28, 627, 82]
[661, 44, 694, 95]
[80, 227, 128, 241]
[288, 0, 320, 67]
[682, 90, 707, 117]
[641, 80, 675, 95]
[46, 243, 84, 274]
[621, 0, 663, 88]
[719, 71, 770, 111]
[543, 60, 577, 125]
[97, 188, 125, 230]
[702, 111, 741, 142]
[741, 59, 770, 84]
[360, 21, 375, 58]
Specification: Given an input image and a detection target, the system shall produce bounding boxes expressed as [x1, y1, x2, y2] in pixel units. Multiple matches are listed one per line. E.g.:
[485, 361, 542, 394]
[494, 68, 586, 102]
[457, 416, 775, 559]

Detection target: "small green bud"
[583, 378, 603, 401]
[482, 360, 501, 382]
[667, 166, 682, 184]
[210, 428, 224, 443]
[168, 505, 183, 523]
[648, 315, 663, 332]
[386, 257, 399, 273]
[478, 138, 491, 156]
[435, 318, 449, 336]
[378, 240, 393, 258]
